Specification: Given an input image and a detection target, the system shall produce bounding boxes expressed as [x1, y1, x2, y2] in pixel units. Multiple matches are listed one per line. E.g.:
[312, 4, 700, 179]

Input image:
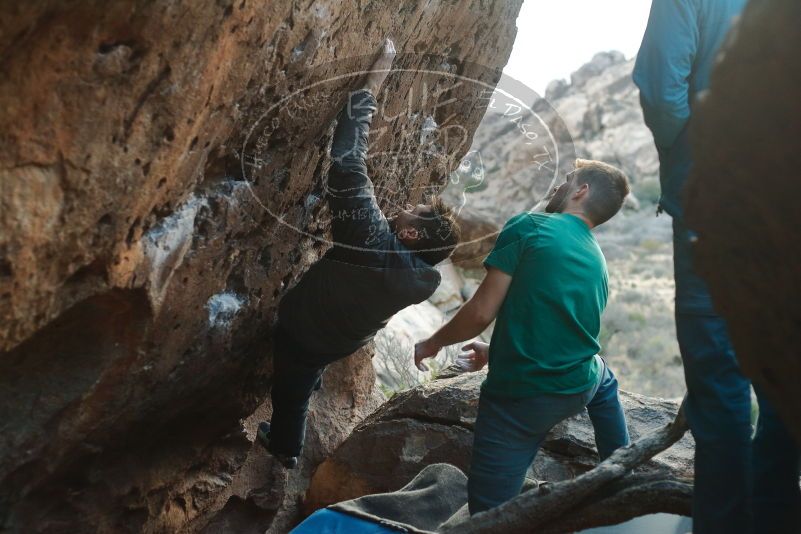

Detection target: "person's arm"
[414, 267, 511, 371]
[328, 90, 377, 195]
[327, 39, 396, 249]
[632, 0, 699, 150]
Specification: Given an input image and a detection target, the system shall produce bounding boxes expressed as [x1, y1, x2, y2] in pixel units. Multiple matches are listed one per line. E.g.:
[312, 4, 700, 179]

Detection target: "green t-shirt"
[482, 212, 606, 397]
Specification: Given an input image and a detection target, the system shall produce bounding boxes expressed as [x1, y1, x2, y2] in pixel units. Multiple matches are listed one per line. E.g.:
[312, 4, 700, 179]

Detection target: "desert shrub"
[639, 238, 663, 253]
[636, 176, 662, 205]
[619, 289, 645, 304]
[373, 329, 459, 398]
[628, 311, 647, 326]
[601, 235, 684, 398]
[374, 330, 419, 396]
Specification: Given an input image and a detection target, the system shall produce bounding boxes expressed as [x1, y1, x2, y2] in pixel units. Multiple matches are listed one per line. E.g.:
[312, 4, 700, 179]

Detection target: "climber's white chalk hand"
[364, 38, 397, 95]
[382, 38, 396, 57]
[376, 38, 396, 67]
[414, 338, 439, 372]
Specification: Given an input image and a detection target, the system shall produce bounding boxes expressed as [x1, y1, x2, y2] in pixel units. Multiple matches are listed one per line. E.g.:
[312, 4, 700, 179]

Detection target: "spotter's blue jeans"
[674, 219, 801, 533]
[468, 356, 630, 514]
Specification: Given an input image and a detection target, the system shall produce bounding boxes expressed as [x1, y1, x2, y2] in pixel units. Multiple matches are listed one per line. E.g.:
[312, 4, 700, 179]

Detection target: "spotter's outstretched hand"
[414, 338, 440, 372]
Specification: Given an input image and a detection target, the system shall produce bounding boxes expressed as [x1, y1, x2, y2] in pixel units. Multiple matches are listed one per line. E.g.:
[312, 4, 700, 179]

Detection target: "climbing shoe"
[256, 421, 298, 469]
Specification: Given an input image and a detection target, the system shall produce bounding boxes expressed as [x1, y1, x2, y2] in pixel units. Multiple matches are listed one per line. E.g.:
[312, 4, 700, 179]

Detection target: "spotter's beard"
[545, 185, 570, 213]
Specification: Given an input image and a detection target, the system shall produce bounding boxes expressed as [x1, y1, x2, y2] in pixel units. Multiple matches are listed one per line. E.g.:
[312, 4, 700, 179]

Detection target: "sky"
[503, 0, 654, 95]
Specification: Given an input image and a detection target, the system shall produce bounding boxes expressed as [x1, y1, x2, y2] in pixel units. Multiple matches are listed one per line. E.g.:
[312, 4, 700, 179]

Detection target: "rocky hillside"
[0, 1, 523, 531]
[445, 51, 659, 223]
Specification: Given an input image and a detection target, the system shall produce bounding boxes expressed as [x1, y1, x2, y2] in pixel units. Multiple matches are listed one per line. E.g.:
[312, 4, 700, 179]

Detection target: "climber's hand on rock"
[414, 338, 439, 372]
[363, 38, 396, 95]
[456, 341, 489, 371]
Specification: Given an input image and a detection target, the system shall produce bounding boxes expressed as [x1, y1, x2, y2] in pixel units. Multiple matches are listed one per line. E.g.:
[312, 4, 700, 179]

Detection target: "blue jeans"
[674, 219, 754, 533]
[752, 386, 801, 534]
[674, 220, 801, 533]
[468, 356, 630, 514]
[269, 324, 351, 456]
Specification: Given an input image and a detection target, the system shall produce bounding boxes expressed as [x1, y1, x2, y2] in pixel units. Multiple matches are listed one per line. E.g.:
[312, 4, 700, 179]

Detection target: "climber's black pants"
[268, 325, 352, 457]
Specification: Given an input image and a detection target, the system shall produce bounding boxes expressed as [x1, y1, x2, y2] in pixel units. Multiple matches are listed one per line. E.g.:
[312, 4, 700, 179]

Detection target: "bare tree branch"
[441, 399, 688, 533]
[539, 478, 692, 533]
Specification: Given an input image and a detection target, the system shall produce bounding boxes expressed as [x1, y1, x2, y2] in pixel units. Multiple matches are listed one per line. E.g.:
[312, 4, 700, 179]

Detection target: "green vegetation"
[374, 328, 459, 398]
[635, 176, 662, 205]
[595, 208, 684, 398]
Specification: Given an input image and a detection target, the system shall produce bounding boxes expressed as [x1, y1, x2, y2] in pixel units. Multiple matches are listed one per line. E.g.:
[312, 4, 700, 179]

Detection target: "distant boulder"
[570, 51, 627, 88]
[450, 208, 501, 268]
[445, 51, 659, 224]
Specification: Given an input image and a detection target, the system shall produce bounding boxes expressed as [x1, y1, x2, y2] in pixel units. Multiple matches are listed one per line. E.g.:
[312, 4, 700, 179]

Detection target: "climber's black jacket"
[277, 89, 441, 356]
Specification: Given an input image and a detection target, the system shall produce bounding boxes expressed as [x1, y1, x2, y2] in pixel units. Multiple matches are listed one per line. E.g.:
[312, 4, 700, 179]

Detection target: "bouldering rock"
[685, 0, 801, 443]
[450, 208, 500, 268]
[545, 79, 569, 101]
[0, 1, 523, 531]
[195, 348, 384, 534]
[306, 371, 694, 512]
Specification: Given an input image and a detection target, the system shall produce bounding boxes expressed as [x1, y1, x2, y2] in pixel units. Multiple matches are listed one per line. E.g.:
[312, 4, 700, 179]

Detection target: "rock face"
[685, 0, 801, 443]
[0, 1, 522, 531]
[306, 371, 694, 512]
[450, 208, 500, 268]
[199, 349, 383, 534]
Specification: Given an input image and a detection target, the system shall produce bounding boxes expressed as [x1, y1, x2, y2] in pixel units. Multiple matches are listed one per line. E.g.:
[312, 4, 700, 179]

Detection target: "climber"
[256, 38, 462, 469]
[634, 1, 801, 532]
[414, 159, 632, 514]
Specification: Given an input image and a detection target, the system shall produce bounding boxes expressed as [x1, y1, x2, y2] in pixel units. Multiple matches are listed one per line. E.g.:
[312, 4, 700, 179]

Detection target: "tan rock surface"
[0, 1, 522, 531]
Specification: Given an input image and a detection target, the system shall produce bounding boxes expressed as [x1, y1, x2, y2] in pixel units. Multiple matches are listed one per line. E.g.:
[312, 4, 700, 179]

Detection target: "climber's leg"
[467, 388, 590, 514]
[586, 356, 630, 460]
[267, 326, 329, 458]
[673, 219, 754, 534]
[268, 361, 324, 458]
[752, 385, 801, 534]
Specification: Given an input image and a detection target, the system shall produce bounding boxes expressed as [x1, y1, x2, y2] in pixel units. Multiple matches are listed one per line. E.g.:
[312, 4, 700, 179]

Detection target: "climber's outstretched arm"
[327, 38, 396, 249]
[327, 89, 378, 198]
[414, 267, 511, 371]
